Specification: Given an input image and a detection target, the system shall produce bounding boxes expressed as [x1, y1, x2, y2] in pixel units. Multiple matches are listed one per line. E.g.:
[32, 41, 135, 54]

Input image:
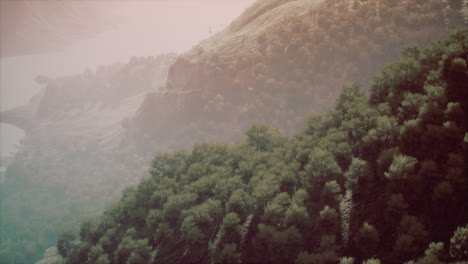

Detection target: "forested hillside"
[1, 1, 466, 263]
[59, 29, 467, 264]
[128, 0, 465, 154]
[0, 54, 176, 264]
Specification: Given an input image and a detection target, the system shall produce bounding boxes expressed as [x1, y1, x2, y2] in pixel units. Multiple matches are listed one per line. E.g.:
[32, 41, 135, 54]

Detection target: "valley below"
[0, 0, 467, 263]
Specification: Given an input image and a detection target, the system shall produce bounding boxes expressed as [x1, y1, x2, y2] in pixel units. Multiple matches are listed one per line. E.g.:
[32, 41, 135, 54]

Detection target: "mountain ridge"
[1, 0, 466, 262]
[167, 0, 323, 91]
[129, 0, 462, 155]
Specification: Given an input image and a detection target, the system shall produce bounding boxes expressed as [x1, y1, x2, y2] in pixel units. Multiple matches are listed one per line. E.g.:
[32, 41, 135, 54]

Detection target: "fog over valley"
[0, 0, 254, 156]
[0, 1, 467, 264]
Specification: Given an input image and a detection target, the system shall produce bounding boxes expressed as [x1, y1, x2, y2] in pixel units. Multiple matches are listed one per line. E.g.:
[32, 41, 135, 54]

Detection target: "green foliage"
[3, 1, 467, 263]
[344, 158, 370, 189]
[114, 236, 151, 264]
[133, 0, 462, 154]
[394, 216, 429, 260]
[340, 257, 355, 264]
[318, 206, 340, 234]
[413, 242, 445, 264]
[295, 250, 339, 264]
[362, 259, 382, 264]
[57, 229, 75, 258]
[59, 29, 468, 264]
[245, 123, 283, 151]
[304, 148, 342, 186]
[215, 243, 240, 264]
[384, 154, 418, 180]
[0, 54, 177, 264]
[354, 222, 380, 258]
[450, 224, 468, 260]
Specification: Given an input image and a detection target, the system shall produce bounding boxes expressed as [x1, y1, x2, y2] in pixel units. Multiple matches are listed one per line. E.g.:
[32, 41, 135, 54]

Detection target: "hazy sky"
[0, 0, 255, 111]
[0, 0, 255, 156]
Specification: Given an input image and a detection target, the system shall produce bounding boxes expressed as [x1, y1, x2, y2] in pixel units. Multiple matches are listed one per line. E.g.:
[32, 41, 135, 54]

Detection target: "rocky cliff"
[2, 0, 463, 217]
[0, 0, 466, 262]
[128, 0, 461, 153]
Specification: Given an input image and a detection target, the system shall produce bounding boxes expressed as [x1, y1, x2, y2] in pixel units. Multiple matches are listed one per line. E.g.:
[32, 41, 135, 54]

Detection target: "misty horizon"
[0, 0, 255, 111]
[0, 0, 255, 158]
[0, 1, 466, 264]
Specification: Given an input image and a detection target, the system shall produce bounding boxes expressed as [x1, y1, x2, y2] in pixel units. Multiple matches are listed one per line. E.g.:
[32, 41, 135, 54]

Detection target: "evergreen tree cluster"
[60, 29, 468, 264]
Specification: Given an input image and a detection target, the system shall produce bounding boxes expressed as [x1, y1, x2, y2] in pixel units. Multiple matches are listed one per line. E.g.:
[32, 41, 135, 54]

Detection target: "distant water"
[0, 123, 24, 182]
[0, 123, 24, 158]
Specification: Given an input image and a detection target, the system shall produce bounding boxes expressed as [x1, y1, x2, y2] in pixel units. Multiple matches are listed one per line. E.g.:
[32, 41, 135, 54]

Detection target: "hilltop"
[128, 0, 463, 154]
[60, 28, 468, 264]
[0, 0, 466, 263]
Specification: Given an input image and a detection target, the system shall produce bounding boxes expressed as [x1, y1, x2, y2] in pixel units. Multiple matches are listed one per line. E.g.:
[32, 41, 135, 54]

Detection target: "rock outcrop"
[129, 0, 456, 153]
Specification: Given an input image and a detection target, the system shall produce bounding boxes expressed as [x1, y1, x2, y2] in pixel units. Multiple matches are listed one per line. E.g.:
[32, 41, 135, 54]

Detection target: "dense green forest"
[1, 1, 466, 263]
[58, 29, 468, 264]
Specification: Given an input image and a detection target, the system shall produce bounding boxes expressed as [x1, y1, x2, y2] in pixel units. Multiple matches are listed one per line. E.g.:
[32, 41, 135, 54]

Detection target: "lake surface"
[0, 123, 24, 165]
